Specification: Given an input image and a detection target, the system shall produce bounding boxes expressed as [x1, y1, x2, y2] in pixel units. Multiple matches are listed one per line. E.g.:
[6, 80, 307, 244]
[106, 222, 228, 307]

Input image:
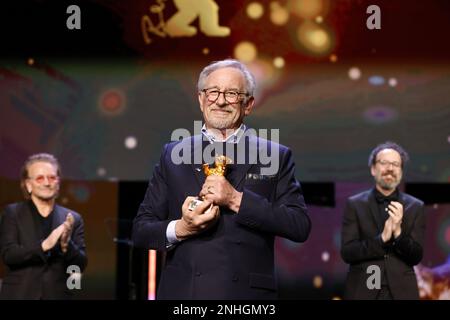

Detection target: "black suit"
[341, 189, 425, 299]
[0, 201, 87, 299]
[132, 134, 311, 299]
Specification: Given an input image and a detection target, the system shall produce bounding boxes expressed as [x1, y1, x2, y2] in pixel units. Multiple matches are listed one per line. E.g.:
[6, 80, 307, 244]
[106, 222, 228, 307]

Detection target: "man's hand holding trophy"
[175, 155, 234, 240]
[188, 155, 232, 212]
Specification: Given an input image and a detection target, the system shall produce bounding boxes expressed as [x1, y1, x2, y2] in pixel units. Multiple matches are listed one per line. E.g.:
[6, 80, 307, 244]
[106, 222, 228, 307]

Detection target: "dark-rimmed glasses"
[201, 88, 249, 104]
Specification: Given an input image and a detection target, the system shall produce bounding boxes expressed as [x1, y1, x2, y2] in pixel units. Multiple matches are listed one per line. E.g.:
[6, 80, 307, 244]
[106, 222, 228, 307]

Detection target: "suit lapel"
[52, 205, 67, 228]
[19, 202, 39, 242]
[368, 190, 383, 232]
[231, 135, 256, 189]
[190, 135, 206, 189]
[398, 191, 412, 227]
[398, 191, 407, 210]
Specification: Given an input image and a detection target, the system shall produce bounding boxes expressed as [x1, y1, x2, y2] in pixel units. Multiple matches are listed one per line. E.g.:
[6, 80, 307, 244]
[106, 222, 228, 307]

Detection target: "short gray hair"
[197, 59, 256, 96]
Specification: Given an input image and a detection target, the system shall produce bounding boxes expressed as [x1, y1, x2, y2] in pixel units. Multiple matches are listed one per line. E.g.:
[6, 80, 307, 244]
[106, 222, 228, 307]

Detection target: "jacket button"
[236, 240, 241, 245]
[195, 272, 201, 277]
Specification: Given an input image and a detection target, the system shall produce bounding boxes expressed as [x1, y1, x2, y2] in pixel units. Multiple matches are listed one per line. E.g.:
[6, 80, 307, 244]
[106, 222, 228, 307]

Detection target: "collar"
[28, 199, 55, 218]
[373, 188, 399, 204]
[201, 123, 246, 144]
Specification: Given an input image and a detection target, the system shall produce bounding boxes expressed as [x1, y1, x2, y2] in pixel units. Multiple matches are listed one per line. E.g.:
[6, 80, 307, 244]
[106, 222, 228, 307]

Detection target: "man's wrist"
[175, 219, 191, 241]
[393, 227, 402, 239]
[41, 240, 49, 252]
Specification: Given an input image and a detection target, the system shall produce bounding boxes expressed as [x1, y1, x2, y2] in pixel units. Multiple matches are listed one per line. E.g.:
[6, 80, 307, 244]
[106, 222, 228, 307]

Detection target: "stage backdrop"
[1, 0, 449, 299]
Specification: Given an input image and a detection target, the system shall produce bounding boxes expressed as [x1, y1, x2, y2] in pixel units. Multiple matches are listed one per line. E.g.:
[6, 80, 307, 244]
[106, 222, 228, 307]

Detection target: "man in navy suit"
[0, 153, 87, 299]
[132, 59, 311, 299]
[341, 142, 425, 299]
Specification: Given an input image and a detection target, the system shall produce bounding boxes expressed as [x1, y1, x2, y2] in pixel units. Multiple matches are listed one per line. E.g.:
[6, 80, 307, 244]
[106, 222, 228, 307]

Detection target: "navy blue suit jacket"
[132, 134, 311, 299]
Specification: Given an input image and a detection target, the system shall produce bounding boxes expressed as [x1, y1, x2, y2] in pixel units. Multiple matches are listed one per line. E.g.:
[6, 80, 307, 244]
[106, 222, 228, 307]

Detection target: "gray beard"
[208, 118, 234, 130]
[377, 178, 399, 191]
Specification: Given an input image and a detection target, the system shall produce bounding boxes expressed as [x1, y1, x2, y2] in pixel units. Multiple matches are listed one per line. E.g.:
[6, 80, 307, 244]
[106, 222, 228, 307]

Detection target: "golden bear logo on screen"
[142, 0, 230, 44]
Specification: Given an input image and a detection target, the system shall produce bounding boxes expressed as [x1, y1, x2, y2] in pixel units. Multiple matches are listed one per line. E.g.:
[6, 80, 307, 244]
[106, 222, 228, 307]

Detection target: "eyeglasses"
[202, 88, 249, 104]
[28, 175, 59, 184]
[376, 160, 401, 168]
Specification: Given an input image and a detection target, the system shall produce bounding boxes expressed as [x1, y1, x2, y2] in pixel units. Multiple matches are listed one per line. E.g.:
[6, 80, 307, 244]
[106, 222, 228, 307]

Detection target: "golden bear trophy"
[188, 155, 232, 211]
